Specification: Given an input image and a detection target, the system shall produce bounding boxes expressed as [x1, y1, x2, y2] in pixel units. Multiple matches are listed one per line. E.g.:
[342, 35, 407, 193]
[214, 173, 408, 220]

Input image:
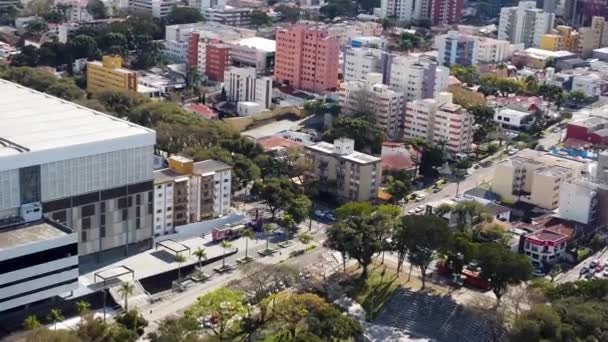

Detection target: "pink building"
[274, 24, 340, 94]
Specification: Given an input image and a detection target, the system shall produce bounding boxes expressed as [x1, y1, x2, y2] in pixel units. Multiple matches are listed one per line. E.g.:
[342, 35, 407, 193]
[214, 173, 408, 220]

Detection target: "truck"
[211, 224, 246, 242]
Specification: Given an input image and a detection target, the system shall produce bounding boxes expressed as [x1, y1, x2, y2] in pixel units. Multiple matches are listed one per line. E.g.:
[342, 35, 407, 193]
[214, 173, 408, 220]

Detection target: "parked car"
[590, 260, 598, 268]
[314, 210, 325, 218]
[326, 213, 336, 222]
[580, 266, 589, 275]
[415, 206, 424, 214]
[596, 264, 605, 272]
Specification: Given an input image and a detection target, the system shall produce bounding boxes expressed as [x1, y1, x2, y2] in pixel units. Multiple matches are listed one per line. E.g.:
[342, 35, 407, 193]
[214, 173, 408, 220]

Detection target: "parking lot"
[556, 247, 608, 283]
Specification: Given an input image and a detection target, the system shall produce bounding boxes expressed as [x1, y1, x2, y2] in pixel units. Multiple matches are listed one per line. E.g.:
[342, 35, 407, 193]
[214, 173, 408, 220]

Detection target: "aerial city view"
[1, 0, 608, 340]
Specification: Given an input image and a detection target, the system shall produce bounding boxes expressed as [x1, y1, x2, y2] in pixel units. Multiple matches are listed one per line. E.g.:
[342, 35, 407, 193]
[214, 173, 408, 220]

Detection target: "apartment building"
[498, 1, 555, 48]
[339, 73, 405, 139]
[540, 26, 579, 52]
[224, 66, 273, 109]
[436, 31, 516, 66]
[153, 156, 232, 236]
[539, 17, 608, 58]
[129, 0, 176, 17]
[86, 55, 137, 94]
[380, 0, 428, 23]
[389, 55, 448, 102]
[274, 24, 340, 94]
[325, 21, 383, 46]
[492, 149, 586, 209]
[305, 138, 382, 202]
[430, 0, 463, 26]
[206, 43, 231, 82]
[342, 47, 386, 83]
[0, 219, 78, 312]
[202, 6, 252, 27]
[403, 92, 473, 154]
[0, 80, 156, 258]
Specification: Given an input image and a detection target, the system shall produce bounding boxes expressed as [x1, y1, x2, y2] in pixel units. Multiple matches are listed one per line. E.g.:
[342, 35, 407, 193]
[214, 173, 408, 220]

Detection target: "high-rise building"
[86, 56, 137, 94]
[153, 156, 231, 236]
[0, 79, 156, 258]
[430, 0, 463, 26]
[206, 43, 231, 82]
[305, 138, 382, 201]
[223, 66, 273, 109]
[539, 25, 580, 52]
[388, 55, 449, 101]
[342, 47, 385, 82]
[435, 31, 517, 66]
[403, 92, 473, 154]
[274, 24, 340, 94]
[339, 73, 406, 139]
[202, 6, 252, 27]
[129, 0, 176, 18]
[379, 0, 429, 22]
[498, 1, 555, 48]
[577, 16, 608, 58]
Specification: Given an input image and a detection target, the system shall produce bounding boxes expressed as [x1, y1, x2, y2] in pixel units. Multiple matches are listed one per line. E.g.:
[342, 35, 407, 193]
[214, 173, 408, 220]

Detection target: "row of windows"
[0, 243, 77, 275]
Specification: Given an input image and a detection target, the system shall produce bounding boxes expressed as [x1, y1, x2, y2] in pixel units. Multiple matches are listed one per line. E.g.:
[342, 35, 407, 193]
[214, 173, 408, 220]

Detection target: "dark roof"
[464, 187, 500, 201]
[485, 203, 510, 216]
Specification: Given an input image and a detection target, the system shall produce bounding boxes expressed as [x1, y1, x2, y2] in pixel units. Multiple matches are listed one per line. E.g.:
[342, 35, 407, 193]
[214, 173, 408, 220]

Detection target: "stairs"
[108, 280, 150, 311]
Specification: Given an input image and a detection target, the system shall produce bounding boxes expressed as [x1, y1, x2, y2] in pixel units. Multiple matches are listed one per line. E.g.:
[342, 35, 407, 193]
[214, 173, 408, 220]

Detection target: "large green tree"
[477, 243, 532, 305]
[185, 288, 246, 340]
[323, 117, 385, 154]
[166, 6, 203, 25]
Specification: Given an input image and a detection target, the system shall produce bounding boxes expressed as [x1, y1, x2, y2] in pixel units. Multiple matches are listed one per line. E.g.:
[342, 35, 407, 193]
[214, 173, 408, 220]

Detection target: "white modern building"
[0, 79, 156, 258]
[164, 39, 189, 63]
[0, 220, 79, 312]
[228, 37, 276, 72]
[494, 107, 535, 130]
[389, 55, 449, 102]
[326, 21, 383, 46]
[498, 1, 555, 48]
[223, 66, 273, 109]
[342, 47, 385, 82]
[559, 181, 598, 224]
[189, 0, 225, 10]
[404, 92, 473, 154]
[339, 73, 405, 139]
[153, 156, 232, 236]
[129, 0, 177, 18]
[572, 73, 603, 97]
[202, 6, 252, 27]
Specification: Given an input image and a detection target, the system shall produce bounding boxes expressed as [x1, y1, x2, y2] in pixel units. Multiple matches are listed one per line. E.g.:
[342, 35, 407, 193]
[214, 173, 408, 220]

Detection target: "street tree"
[477, 243, 533, 306]
[386, 179, 410, 204]
[298, 232, 313, 250]
[47, 308, 64, 331]
[241, 229, 255, 260]
[250, 178, 302, 220]
[263, 223, 274, 252]
[193, 247, 207, 272]
[220, 240, 233, 268]
[147, 316, 203, 342]
[323, 116, 385, 154]
[185, 288, 246, 340]
[250, 9, 271, 28]
[23, 315, 41, 330]
[398, 215, 451, 289]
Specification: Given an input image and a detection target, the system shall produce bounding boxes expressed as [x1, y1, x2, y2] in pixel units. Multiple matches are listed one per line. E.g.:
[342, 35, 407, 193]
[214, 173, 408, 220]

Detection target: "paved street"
[555, 247, 608, 284]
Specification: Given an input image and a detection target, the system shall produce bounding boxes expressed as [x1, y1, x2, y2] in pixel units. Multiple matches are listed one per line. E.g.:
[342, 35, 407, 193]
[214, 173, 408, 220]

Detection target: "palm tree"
[47, 308, 64, 331]
[220, 240, 233, 268]
[75, 300, 90, 327]
[263, 223, 274, 251]
[175, 253, 187, 283]
[118, 281, 135, 311]
[23, 315, 41, 330]
[193, 247, 207, 272]
[242, 229, 255, 260]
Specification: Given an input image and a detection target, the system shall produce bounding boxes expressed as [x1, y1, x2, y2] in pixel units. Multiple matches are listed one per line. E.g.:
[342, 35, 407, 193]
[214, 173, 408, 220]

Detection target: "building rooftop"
[257, 136, 303, 152]
[307, 141, 381, 164]
[569, 116, 608, 128]
[154, 159, 231, 183]
[0, 79, 154, 159]
[523, 48, 575, 59]
[87, 60, 134, 75]
[464, 187, 500, 201]
[0, 220, 70, 250]
[498, 107, 533, 118]
[527, 228, 568, 242]
[536, 165, 572, 177]
[233, 37, 276, 53]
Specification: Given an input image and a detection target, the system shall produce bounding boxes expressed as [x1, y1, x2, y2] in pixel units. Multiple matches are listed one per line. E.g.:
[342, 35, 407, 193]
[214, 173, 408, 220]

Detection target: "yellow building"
[539, 26, 579, 52]
[86, 55, 137, 93]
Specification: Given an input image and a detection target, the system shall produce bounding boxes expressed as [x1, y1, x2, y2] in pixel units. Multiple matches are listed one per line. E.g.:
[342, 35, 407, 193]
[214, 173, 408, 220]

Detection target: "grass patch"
[348, 268, 400, 319]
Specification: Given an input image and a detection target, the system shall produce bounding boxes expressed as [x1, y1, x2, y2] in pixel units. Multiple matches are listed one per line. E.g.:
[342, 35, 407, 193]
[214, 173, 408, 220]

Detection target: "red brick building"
[187, 32, 200, 68]
[430, 0, 463, 26]
[206, 43, 232, 82]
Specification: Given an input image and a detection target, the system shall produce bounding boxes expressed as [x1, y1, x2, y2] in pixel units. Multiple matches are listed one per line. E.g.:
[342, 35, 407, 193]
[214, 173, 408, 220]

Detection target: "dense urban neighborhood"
[1, 0, 608, 341]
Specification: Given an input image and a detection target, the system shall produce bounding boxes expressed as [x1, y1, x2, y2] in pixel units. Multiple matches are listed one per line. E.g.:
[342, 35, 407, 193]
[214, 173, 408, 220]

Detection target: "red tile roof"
[184, 103, 218, 119]
[257, 136, 303, 152]
[528, 229, 568, 242]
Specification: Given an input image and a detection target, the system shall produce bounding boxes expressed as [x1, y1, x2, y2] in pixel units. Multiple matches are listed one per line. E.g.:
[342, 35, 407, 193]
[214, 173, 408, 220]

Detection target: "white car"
[415, 206, 424, 214]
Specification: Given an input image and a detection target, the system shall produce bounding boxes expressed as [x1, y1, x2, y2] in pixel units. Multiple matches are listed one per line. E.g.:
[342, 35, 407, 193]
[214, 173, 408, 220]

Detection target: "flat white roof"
[498, 108, 532, 118]
[0, 80, 155, 170]
[234, 37, 276, 53]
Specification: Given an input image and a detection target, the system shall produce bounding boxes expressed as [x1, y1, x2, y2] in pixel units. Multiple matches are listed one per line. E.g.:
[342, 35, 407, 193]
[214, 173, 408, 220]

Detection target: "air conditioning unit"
[20, 202, 42, 222]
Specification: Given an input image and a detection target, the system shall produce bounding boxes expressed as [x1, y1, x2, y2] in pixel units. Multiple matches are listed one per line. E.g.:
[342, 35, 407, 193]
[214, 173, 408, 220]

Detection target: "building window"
[136, 206, 141, 218]
[118, 197, 128, 209]
[136, 218, 141, 230]
[52, 210, 67, 224]
[82, 204, 95, 217]
[82, 217, 91, 230]
[100, 202, 106, 213]
[136, 194, 141, 205]
[100, 226, 106, 238]
[122, 209, 128, 221]
[100, 214, 105, 226]
[82, 231, 87, 242]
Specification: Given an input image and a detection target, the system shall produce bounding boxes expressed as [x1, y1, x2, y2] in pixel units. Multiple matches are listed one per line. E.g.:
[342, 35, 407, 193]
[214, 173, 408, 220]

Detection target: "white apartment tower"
[224, 67, 273, 109]
[342, 47, 385, 83]
[153, 156, 232, 236]
[129, 0, 177, 18]
[389, 55, 449, 102]
[339, 73, 405, 140]
[498, 1, 555, 48]
[380, 0, 428, 23]
[404, 92, 473, 154]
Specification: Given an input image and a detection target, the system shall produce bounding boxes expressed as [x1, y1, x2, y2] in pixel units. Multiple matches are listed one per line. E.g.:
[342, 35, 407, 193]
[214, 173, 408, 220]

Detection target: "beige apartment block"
[492, 149, 586, 209]
[305, 138, 382, 201]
